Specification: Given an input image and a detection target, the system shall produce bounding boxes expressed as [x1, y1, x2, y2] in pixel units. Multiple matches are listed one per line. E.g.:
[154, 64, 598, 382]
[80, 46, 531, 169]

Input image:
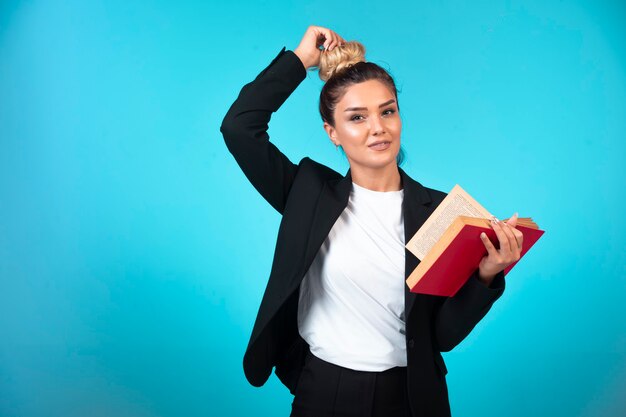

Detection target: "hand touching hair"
[293, 25, 346, 70]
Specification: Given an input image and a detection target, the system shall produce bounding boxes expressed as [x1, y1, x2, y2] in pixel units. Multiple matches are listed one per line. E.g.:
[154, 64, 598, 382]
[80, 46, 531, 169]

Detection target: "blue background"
[1, 0, 625, 416]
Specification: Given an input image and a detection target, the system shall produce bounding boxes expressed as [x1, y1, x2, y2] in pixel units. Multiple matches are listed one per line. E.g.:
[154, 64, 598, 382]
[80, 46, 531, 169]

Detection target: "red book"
[406, 216, 545, 297]
[405, 185, 545, 297]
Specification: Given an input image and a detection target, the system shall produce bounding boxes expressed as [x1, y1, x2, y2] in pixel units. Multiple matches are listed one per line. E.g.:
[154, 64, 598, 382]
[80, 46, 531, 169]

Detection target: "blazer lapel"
[301, 166, 433, 319]
[399, 167, 433, 317]
[302, 168, 353, 270]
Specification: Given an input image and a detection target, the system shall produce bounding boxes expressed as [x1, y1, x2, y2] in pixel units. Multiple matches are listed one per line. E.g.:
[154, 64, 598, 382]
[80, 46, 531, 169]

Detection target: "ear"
[323, 121, 340, 146]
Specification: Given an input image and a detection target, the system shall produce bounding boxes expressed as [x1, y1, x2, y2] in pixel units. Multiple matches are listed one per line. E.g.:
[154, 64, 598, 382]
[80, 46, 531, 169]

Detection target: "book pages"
[406, 184, 493, 260]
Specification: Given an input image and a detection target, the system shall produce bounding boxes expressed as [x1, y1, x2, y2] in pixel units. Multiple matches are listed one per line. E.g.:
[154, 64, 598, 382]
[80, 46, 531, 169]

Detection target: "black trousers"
[290, 346, 412, 417]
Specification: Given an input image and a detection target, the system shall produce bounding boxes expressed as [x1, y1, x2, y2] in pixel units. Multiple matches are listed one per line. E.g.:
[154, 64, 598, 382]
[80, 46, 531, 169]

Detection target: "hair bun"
[318, 41, 366, 82]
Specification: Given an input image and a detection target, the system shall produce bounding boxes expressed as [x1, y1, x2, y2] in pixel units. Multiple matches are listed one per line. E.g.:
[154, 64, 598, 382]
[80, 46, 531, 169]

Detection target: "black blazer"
[220, 47, 506, 417]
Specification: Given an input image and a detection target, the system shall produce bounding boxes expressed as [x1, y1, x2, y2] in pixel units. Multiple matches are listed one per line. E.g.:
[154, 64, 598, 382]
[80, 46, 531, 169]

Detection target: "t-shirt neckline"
[351, 181, 404, 196]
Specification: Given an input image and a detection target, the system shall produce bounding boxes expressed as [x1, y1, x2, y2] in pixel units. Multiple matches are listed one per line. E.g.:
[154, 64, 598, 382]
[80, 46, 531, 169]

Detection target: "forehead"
[337, 80, 395, 109]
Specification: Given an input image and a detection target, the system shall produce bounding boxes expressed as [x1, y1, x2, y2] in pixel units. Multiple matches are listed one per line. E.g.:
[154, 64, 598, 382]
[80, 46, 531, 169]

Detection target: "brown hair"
[317, 41, 405, 166]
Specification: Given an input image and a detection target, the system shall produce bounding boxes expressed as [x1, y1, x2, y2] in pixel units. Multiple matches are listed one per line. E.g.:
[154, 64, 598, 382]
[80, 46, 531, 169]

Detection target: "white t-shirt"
[297, 181, 407, 371]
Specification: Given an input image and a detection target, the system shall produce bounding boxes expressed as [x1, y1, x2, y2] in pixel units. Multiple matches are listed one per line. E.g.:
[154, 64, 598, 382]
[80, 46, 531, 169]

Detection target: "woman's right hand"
[294, 25, 346, 70]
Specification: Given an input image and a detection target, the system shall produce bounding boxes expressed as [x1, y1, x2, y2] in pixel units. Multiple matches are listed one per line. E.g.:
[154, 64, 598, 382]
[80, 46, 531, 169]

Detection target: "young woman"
[220, 25, 523, 417]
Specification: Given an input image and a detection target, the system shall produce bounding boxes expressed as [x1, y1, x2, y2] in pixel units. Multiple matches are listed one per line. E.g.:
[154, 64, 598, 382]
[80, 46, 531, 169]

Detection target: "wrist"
[477, 269, 496, 287]
[293, 48, 315, 70]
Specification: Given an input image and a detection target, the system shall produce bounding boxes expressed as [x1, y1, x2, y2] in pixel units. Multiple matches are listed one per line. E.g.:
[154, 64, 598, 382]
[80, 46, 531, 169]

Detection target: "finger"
[480, 232, 498, 257]
[505, 212, 518, 228]
[314, 29, 326, 49]
[505, 224, 522, 251]
[328, 34, 339, 51]
[321, 33, 329, 50]
[491, 218, 511, 254]
[500, 221, 519, 258]
[512, 227, 523, 251]
[504, 212, 523, 252]
[322, 29, 334, 50]
[313, 27, 328, 49]
[330, 33, 341, 50]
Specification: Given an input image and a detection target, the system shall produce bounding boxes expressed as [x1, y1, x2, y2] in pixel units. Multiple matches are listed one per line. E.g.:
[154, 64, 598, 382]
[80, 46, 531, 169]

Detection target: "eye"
[349, 108, 396, 121]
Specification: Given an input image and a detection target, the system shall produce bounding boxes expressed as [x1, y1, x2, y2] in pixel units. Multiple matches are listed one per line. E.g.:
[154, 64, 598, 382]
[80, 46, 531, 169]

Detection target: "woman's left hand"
[477, 212, 524, 286]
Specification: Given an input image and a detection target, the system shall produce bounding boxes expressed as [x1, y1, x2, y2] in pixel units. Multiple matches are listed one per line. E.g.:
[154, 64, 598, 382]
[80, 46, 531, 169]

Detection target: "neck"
[350, 163, 402, 192]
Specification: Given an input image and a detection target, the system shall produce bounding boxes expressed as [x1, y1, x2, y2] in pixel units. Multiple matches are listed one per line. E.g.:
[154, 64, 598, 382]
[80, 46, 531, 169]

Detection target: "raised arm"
[219, 26, 346, 214]
[219, 47, 307, 214]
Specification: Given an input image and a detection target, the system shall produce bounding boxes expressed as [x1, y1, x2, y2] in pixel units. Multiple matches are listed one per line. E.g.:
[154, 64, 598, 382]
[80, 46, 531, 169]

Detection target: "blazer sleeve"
[219, 47, 308, 215]
[433, 268, 506, 352]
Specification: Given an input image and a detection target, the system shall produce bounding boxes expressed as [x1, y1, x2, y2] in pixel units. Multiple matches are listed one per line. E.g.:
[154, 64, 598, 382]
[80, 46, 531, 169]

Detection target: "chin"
[372, 155, 398, 169]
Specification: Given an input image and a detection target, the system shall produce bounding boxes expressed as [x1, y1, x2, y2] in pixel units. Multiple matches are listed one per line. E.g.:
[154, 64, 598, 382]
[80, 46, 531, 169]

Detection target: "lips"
[368, 140, 391, 147]
[368, 141, 391, 151]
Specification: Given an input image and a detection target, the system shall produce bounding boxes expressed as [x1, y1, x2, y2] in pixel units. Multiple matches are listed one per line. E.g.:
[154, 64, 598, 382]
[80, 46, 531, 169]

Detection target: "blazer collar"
[330, 165, 432, 204]
[303, 165, 433, 319]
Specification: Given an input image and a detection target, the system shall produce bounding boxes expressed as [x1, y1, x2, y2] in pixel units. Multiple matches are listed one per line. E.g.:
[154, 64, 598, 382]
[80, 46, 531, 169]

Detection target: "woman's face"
[324, 79, 401, 172]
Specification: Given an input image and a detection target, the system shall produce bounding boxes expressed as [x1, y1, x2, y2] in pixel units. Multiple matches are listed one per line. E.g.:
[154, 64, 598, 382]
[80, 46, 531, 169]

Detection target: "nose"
[370, 115, 385, 136]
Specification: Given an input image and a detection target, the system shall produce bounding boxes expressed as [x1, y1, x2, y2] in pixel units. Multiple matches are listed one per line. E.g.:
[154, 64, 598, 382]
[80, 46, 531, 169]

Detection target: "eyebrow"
[343, 99, 396, 112]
